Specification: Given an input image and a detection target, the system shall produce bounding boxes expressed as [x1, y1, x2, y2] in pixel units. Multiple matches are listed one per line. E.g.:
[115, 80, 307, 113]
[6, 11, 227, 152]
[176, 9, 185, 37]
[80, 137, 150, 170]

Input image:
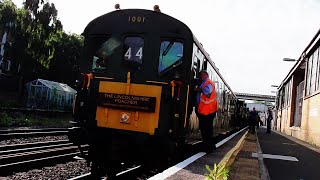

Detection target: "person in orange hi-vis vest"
[194, 70, 218, 153]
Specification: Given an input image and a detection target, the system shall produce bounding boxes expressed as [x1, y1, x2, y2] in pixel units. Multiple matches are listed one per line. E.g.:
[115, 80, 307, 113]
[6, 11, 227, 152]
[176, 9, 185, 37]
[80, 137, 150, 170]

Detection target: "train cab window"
[123, 37, 144, 65]
[91, 36, 121, 72]
[158, 41, 183, 75]
[202, 59, 208, 71]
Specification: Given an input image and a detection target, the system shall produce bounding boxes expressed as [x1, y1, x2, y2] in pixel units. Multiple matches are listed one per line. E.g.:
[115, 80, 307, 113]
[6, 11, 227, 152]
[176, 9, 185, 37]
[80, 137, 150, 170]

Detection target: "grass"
[0, 112, 72, 128]
[0, 90, 23, 108]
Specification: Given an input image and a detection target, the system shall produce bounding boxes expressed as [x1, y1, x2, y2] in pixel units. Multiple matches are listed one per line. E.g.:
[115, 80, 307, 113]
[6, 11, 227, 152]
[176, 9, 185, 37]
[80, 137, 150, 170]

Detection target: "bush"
[0, 112, 71, 128]
[0, 112, 13, 126]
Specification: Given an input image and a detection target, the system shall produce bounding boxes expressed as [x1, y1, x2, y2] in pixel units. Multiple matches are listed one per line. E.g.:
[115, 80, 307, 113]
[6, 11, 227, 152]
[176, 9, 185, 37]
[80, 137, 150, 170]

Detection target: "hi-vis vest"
[198, 79, 218, 115]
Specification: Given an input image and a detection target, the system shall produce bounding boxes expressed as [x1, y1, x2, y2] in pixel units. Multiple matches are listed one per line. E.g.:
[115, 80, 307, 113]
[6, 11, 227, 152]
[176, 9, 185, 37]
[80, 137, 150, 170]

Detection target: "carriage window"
[92, 37, 121, 71]
[123, 37, 144, 65]
[203, 59, 208, 71]
[159, 41, 183, 74]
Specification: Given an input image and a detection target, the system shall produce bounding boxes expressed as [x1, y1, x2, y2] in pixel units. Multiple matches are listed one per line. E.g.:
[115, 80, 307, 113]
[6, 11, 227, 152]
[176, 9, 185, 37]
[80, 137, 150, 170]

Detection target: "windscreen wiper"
[162, 41, 174, 56]
[159, 57, 183, 76]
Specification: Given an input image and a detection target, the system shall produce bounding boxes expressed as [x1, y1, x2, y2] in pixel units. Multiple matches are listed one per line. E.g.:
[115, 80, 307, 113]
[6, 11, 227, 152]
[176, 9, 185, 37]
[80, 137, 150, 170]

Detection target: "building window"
[315, 48, 320, 91]
[286, 79, 292, 106]
[306, 47, 320, 96]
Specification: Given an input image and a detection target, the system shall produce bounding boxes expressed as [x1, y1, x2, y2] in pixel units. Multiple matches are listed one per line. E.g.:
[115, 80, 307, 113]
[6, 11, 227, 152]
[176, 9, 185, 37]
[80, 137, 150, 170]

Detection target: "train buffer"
[148, 126, 320, 180]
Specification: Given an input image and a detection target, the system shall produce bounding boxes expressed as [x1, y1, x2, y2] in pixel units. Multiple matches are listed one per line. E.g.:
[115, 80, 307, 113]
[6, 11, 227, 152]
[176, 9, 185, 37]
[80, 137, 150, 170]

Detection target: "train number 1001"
[128, 16, 146, 23]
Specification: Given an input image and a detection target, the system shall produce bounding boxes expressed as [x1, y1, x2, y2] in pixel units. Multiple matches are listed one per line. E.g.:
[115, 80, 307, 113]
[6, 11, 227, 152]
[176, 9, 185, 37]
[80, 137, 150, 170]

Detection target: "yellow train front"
[71, 6, 239, 177]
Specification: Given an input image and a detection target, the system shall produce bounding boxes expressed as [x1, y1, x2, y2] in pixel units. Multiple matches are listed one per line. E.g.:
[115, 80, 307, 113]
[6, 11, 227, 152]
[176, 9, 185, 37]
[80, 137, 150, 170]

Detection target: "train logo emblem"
[120, 113, 130, 123]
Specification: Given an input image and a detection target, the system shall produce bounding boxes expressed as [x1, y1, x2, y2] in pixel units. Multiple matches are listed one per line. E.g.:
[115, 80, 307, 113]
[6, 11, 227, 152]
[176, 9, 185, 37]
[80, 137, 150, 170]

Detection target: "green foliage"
[1, 0, 83, 86]
[19, 0, 62, 68]
[0, 99, 22, 108]
[0, 0, 17, 26]
[205, 163, 229, 180]
[0, 112, 72, 127]
[48, 31, 83, 85]
[0, 112, 13, 126]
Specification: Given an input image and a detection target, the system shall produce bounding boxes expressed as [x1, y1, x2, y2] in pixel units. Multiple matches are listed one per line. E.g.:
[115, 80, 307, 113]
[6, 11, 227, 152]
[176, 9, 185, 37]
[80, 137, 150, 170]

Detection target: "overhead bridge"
[235, 92, 276, 102]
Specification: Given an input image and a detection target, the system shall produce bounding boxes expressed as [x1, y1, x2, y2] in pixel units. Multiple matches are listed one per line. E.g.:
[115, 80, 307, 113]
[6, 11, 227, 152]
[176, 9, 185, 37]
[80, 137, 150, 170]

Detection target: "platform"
[148, 127, 249, 180]
[149, 125, 320, 180]
[256, 126, 320, 180]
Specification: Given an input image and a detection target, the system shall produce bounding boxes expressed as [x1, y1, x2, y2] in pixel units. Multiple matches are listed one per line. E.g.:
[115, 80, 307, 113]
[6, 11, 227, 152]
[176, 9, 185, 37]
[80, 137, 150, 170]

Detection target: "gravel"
[1, 160, 90, 180]
[0, 135, 69, 146]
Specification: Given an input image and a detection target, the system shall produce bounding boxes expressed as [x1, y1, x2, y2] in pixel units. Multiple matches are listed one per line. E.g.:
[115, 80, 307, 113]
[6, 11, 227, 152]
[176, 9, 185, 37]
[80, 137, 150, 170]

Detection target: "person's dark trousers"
[250, 121, 255, 133]
[266, 120, 271, 133]
[198, 112, 216, 152]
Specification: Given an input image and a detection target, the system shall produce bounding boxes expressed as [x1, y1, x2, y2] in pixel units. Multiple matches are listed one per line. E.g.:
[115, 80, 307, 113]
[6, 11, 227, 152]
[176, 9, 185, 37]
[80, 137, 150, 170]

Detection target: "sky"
[12, 0, 320, 95]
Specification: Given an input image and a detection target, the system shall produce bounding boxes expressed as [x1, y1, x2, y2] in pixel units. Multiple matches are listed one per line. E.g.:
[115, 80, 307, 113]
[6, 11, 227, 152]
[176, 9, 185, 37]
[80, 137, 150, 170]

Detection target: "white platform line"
[216, 127, 248, 148]
[147, 152, 206, 180]
[252, 153, 299, 162]
[116, 165, 141, 176]
[282, 143, 297, 146]
[68, 173, 91, 180]
[148, 127, 248, 180]
[192, 140, 202, 145]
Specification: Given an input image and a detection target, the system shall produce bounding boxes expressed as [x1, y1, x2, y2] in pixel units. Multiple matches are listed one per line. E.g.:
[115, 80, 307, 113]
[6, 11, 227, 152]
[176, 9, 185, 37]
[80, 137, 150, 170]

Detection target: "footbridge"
[235, 92, 276, 102]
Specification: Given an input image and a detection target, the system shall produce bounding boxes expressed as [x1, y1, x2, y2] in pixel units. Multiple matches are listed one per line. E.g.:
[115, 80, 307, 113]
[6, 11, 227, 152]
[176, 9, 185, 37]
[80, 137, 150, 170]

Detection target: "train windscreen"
[158, 41, 183, 75]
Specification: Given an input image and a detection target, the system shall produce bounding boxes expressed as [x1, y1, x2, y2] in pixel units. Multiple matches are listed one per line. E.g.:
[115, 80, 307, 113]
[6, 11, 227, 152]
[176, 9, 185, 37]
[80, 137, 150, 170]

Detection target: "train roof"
[83, 8, 236, 98]
[83, 9, 192, 37]
[192, 35, 236, 98]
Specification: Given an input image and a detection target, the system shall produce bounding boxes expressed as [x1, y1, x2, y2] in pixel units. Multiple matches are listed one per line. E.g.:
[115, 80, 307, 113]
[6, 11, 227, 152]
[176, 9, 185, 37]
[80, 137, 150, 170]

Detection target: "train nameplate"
[97, 93, 156, 112]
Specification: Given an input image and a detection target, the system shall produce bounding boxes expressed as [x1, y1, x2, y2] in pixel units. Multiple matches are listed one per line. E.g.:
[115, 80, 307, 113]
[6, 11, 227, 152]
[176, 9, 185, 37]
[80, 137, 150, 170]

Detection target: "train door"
[293, 81, 304, 127]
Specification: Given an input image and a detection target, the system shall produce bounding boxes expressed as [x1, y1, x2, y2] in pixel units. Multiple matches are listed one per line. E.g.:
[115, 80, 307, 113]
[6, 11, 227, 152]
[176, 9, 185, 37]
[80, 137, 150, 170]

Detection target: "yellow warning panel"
[96, 81, 162, 135]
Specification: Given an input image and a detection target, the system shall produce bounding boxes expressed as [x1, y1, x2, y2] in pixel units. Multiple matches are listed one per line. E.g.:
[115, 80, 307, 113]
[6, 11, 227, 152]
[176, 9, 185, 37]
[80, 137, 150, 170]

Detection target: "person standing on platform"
[249, 107, 258, 133]
[194, 70, 218, 152]
[266, 108, 273, 133]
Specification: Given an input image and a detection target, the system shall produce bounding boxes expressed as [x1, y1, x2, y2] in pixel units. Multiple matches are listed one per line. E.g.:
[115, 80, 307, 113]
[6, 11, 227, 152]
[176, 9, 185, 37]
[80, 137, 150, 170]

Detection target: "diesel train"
[70, 5, 244, 177]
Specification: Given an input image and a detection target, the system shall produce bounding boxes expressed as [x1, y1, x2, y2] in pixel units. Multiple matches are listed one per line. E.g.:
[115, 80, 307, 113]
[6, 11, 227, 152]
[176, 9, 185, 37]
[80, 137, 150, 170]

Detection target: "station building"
[276, 28, 320, 146]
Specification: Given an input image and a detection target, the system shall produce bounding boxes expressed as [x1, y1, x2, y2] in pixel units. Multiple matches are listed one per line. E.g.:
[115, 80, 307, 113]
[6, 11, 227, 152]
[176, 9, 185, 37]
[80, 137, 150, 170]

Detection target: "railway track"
[0, 128, 69, 139]
[68, 165, 144, 180]
[0, 140, 88, 176]
[69, 127, 247, 180]
[0, 128, 87, 176]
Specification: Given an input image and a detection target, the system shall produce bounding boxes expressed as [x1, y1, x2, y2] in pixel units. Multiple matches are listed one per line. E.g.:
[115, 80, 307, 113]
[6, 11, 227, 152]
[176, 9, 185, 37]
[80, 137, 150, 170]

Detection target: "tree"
[1, 0, 83, 87]
[1, 0, 84, 107]
[48, 32, 83, 86]
[0, 0, 17, 26]
[22, 0, 63, 68]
